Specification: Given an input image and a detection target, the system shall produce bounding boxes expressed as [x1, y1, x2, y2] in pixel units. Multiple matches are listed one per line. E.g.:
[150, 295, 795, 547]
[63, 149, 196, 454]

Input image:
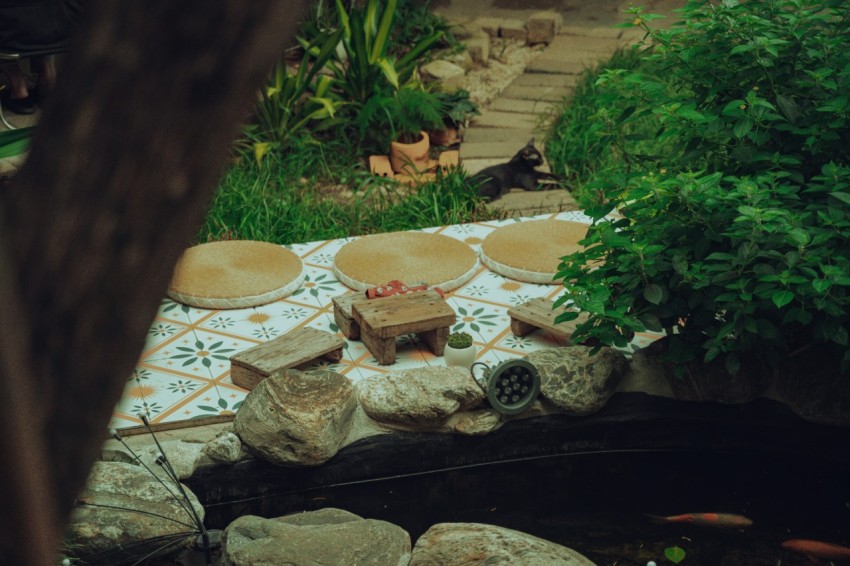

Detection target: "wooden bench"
[507, 297, 587, 342]
[229, 327, 345, 390]
[352, 290, 456, 365]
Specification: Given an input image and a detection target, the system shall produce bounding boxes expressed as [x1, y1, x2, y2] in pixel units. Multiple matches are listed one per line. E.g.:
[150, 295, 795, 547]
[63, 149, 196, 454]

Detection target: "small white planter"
[444, 344, 477, 369]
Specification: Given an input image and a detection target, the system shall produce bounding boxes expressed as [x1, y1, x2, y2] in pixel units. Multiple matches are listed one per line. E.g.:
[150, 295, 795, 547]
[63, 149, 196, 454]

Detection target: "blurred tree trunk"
[0, 0, 309, 563]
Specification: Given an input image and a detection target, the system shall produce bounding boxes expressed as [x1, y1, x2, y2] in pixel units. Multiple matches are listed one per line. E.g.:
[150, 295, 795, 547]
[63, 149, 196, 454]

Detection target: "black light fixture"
[470, 359, 541, 415]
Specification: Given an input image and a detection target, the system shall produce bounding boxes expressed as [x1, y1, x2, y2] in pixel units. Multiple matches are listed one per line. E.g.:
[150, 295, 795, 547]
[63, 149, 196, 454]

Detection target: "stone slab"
[559, 25, 628, 39]
[512, 72, 580, 88]
[487, 189, 579, 217]
[499, 19, 527, 41]
[527, 11, 563, 45]
[548, 34, 624, 54]
[462, 157, 506, 177]
[490, 97, 558, 115]
[464, 127, 536, 144]
[465, 34, 490, 63]
[461, 141, 534, 160]
[471, 110, 539, 129]
[527, 57, 596, 75]
[501, 84, 574, 102]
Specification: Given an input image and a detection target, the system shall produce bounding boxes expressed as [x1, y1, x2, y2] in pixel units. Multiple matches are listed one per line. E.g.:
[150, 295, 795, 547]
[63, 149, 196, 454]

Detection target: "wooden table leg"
[361, 329, 396, 365]
[323, 347, 344, 362]
[510, 317, 538, 337]
[419, 326, 449, 356]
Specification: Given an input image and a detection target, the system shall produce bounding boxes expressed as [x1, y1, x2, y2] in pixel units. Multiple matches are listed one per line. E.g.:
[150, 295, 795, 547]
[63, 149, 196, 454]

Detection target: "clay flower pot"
[390, 131, 431, 176]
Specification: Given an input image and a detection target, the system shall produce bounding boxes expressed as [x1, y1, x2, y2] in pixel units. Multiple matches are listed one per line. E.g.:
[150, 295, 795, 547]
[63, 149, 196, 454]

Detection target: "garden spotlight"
[470, 359, 541, 415]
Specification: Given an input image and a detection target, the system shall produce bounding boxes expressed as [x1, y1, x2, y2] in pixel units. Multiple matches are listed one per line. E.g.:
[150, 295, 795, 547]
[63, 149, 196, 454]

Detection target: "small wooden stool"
[230, 327, 345, 390]
[507, 297, 587, 342]
[333, 293, 366, 339]
[352, 290, 456, 365]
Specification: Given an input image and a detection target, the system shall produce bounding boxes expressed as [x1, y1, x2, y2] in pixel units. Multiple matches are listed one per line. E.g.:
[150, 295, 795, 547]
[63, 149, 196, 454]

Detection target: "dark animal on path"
[469, 138, 562, 201]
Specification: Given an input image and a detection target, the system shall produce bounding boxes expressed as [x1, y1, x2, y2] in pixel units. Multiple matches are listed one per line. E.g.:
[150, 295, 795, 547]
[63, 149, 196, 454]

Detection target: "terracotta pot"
[390, 131, 431, 175]
[444, 344, 477, 369]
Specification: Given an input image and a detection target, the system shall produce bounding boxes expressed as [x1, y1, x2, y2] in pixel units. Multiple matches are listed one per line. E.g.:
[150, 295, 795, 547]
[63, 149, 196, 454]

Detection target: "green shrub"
[554, 0, 850, 374]
[246, 28, 343, 164]
[306, 0, 443, 107]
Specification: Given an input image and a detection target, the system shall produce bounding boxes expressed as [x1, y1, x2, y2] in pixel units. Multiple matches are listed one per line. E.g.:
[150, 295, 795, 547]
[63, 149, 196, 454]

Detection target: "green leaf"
[725, 352, 741, 375]
[644, 283, 664, 305]
[665, 546, 687, 564]
[218, 397, 229, 409]
[733, 118, 753, 139]
[829, 192, 850, 206]
[771, 290, 794, 308]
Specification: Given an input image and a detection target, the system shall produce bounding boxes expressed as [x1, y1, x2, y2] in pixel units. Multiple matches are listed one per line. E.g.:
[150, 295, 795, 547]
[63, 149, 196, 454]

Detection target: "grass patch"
[200, 137, 498, 245]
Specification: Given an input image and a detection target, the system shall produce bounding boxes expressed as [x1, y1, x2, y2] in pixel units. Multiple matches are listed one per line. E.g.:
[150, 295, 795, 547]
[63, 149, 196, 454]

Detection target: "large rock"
[222, 508, 411, 566]
[234, 368, 356, 466]
[356, 366, 485, 427]
[774, 343, 850, 426]
[421, 60, 465, 82]
[528, 346, 628, 415]
[139, 439, 206, 479]
[410, 523, 594, 565]
[67, 461, 205, 563]
[203, 431, 244, 464]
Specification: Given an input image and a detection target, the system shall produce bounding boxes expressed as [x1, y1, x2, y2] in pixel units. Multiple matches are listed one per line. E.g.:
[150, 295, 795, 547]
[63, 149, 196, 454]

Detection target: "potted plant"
[444, 331, 476, 369]
[357, 86, 446, 175]
[429, 89, 479, 147]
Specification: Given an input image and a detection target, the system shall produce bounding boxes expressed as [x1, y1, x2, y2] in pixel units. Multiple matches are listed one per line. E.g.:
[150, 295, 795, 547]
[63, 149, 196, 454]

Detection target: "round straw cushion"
[480, 220, 587, 284]
[333, 231, 477, 292]
[167, 240, 304, 309]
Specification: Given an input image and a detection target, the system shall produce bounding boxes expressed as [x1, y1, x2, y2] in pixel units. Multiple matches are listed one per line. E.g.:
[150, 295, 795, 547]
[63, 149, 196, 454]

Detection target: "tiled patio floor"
[112, 210, 657, 430]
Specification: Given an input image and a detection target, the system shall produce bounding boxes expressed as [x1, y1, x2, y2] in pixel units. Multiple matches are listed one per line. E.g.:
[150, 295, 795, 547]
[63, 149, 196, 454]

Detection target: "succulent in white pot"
[444, 331, 476, 369]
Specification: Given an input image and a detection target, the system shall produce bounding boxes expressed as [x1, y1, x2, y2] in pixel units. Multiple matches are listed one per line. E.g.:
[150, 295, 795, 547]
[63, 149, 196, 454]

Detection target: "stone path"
[458, 22, 644, 217]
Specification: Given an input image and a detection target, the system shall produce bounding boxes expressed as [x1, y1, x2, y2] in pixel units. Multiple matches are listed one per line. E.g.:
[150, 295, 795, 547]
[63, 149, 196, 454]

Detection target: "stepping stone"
[462, 157, 507, 177]
[527, 56, 597, 75]
[512, 73, 580, 88]
[230, 327, 345, 390]
[500, 84, 574, 102]
[471, 110, 539, 129]
[464, 127, 537, 144]
[490, 98, 557, 115]
[559, 25, 630, 39]
[486, 189, 578, 218]
[548, 34, 623, 54]
[461, 141, 533, 160]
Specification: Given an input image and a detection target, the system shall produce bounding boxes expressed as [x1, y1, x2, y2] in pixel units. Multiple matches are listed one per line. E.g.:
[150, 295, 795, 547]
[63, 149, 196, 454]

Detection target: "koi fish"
[781, 539, 850, 563]
[645, 512, 753, 528]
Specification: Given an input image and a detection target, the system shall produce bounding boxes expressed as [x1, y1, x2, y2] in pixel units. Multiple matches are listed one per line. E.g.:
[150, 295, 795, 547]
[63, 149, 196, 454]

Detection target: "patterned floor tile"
[116, 214, 666, 429]
[116, 368, 210, 423]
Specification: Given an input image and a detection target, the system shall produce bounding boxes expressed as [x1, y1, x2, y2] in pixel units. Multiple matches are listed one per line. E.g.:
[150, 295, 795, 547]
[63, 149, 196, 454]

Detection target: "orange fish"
[645, 512, 753, 528]
[781, 539, 850, 564]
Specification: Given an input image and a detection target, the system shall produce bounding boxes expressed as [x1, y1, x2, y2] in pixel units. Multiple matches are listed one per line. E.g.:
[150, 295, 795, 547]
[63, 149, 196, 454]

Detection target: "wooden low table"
[352, 290, 456, 365]
[507, 297, 587, 342]
[332, 293, 366, 340]
[230, 327, 345, 390]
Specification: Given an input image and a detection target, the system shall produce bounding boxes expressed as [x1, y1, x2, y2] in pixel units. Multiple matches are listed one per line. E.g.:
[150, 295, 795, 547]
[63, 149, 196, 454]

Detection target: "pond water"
[186, 394, 850, 565]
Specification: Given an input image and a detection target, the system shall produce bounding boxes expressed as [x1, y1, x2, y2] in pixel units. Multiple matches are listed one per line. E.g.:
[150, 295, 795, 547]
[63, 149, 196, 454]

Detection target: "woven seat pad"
[480, 220, 587, 284]
[167, 240, 305, 309]
[333, 231, 477, 292]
